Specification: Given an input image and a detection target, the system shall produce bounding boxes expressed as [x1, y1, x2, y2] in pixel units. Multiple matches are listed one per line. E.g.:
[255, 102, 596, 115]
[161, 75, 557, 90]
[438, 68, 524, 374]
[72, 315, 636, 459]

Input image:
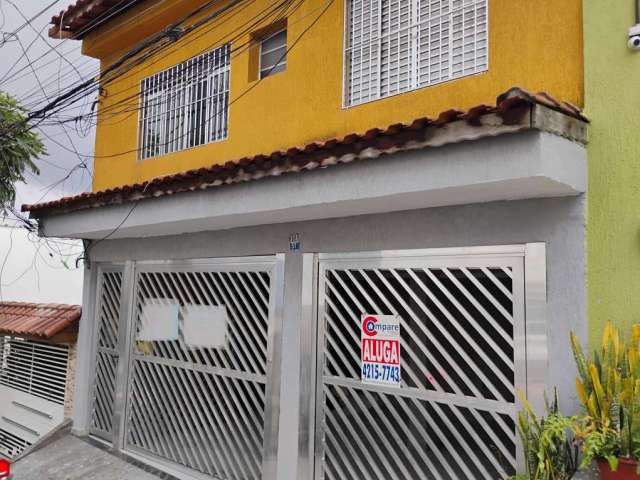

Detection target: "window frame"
[341, 0, 490, 108]
[137, 43, 232, 161]
[258, 28, 288, 79]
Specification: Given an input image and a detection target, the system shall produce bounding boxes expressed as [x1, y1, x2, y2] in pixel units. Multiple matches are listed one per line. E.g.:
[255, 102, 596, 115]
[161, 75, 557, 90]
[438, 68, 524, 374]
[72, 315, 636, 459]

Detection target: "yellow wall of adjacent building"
[85, 0, 584, 191]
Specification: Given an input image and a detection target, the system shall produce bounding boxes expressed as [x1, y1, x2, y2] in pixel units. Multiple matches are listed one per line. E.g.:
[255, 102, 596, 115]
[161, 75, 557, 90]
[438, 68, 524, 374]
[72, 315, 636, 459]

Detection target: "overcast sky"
[0, 0, 98, 209]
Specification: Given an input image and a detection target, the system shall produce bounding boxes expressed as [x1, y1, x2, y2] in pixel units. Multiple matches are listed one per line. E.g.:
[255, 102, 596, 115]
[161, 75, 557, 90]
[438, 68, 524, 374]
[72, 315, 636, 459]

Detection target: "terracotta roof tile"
[22, 87, 588, 217]
[0, 302, 82, 339]
[49, 0, 140, 39]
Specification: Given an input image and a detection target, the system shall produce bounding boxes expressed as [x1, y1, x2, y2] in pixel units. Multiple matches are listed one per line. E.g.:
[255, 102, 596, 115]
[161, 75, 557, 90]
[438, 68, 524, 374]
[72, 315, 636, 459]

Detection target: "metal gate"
[314, 249, 526, 480]
[120, 257, 283, 480]
[90, 266, 124, 440]
[0, 337, 70, 458]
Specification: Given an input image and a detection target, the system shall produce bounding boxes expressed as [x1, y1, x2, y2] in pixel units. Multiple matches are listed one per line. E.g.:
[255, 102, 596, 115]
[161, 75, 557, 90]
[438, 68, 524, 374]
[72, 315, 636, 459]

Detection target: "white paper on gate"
[137, 299, 180, 341]
[182, 305, 228, 348]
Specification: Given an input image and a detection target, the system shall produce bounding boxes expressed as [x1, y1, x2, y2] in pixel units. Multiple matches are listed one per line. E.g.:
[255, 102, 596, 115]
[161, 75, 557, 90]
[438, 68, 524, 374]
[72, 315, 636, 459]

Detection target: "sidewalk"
[10, 434, 165, 480]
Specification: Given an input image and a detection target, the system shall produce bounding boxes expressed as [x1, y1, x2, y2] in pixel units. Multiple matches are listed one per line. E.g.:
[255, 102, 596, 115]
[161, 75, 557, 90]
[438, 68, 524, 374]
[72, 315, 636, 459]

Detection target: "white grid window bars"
[138, 44, 231, 160]
[344, 0, 488, 106]
[0, 337, 70, 406]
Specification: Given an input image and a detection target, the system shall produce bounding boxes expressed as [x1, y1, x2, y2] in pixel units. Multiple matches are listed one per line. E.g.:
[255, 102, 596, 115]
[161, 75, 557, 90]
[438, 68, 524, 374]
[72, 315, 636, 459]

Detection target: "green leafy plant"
[0, 91, 45, 211]
[571, 322, 640, 472]
[516, 389, 579, 480]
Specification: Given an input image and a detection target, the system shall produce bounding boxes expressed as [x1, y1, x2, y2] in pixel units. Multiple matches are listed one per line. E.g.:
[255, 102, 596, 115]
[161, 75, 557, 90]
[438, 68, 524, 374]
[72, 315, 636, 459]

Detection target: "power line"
[28, 0, 307, 142]
[2, 0, 333, 273]
[0, 0, 64, 48]
[78, 0, 333, 263]
[5, 0, 85, 85]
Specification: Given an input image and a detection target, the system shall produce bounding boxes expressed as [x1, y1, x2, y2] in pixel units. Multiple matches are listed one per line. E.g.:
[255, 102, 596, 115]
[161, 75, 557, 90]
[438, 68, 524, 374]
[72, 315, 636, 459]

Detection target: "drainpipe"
[628, 0, 640, 51]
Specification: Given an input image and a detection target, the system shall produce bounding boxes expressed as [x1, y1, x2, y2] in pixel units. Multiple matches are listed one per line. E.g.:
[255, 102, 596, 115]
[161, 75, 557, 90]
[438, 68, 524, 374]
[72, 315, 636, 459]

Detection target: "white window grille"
[139, 43, 231, 160]
[260, 29, 287, 78]
[0, 337, 70, 406]
[344, 0, 488, 106]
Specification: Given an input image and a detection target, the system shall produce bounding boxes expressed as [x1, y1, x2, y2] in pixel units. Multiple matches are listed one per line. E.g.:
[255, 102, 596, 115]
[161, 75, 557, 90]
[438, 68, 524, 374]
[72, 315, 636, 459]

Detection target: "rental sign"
[361, 314, 401, 387]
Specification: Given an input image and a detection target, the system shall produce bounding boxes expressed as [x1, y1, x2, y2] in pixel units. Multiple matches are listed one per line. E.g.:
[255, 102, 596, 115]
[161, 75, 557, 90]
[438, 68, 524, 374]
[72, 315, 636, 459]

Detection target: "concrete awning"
[25, 88, 588, 241]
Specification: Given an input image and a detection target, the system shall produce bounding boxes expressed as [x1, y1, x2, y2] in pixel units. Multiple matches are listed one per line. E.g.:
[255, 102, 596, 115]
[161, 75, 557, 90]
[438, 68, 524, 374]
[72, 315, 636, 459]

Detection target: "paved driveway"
[10, 435, 164, 480]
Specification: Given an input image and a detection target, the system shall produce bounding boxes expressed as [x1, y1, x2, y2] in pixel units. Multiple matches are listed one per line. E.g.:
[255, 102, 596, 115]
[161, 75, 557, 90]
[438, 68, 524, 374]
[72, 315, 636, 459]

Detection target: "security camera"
[629, 24, 640, 51]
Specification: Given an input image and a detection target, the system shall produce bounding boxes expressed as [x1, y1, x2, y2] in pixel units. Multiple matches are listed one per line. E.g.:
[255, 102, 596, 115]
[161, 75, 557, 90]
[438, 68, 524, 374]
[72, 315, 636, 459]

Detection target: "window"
[344, 0, 488, 106]
[139, 43, 231, 160]
[260, 29, 287, 78]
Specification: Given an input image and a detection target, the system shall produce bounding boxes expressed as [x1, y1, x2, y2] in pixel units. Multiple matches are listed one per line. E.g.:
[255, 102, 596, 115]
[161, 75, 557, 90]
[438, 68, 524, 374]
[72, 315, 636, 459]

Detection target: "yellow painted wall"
[86, 0, 584, 191]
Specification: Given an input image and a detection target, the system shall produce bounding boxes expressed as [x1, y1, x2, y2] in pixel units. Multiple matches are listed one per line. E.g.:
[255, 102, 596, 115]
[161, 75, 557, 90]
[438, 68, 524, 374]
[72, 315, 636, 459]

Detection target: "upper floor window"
[344, 0, 488, 106]
[139, 44, 231, 160]
[260, 29, 287, 78]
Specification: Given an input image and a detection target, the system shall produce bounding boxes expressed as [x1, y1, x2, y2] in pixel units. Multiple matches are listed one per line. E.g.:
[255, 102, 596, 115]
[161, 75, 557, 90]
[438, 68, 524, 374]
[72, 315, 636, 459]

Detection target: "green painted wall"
[585, 0, 640, 345]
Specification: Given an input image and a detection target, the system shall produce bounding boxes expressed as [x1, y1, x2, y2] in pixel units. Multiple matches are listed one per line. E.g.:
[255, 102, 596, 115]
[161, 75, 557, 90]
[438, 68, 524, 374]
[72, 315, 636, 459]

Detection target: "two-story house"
[20, 0, 640, 478]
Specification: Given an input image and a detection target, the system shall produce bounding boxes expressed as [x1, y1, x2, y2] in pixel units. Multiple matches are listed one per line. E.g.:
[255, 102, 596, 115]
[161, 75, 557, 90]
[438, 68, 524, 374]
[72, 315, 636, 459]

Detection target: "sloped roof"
[49, 0, 141, 39]
[22, 87, 587, 217]
[0, 302, 82, 339]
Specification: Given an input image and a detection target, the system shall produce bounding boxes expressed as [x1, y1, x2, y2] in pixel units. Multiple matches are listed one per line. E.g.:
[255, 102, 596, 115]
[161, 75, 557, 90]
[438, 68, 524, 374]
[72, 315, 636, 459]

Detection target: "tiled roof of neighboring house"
[22, 87, 588, 217]
[0, 302, 82, 339]
[49, 0, 141, 39]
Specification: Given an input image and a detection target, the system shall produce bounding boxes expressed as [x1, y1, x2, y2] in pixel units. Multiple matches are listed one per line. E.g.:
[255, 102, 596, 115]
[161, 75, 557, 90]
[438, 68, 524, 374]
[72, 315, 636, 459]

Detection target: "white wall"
[0, 222, 84, 305]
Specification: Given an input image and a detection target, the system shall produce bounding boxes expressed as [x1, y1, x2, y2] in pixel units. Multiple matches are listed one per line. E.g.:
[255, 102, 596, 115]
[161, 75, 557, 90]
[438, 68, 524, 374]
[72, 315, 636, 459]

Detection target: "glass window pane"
[260, 29, 287, 78]
[261, 29, 287, 53]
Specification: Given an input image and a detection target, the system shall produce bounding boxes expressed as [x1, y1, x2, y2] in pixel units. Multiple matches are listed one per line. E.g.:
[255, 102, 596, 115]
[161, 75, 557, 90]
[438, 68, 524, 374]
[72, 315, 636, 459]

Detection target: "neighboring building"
[16, 0, 637, 479]
[583, 0, 640, 346]
[0, 302, 81, 460]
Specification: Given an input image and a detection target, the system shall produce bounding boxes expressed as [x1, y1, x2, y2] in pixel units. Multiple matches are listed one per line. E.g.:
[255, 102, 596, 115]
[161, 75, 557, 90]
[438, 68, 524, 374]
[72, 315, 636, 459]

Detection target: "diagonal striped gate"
[314, 250, 525, 480]
[89, 257, 284, 480]
[90, 266, 124, 440]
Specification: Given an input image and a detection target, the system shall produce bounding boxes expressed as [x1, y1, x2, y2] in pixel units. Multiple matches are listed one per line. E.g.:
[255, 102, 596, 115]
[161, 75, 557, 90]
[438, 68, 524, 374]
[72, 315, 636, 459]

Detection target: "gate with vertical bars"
[88, 257, 283, 480]
[314, 250, 525, 480]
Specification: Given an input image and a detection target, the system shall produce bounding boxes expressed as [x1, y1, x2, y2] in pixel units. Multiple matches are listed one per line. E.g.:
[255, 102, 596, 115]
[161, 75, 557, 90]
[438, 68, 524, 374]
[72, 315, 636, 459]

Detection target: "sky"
[0, 0, 98, 208]
[0, 221, 84, 304]
[0, 0, 91, 303]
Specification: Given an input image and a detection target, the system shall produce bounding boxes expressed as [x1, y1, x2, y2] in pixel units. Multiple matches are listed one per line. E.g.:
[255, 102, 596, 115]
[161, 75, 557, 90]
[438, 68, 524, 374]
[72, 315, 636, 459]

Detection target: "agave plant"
[517, 389, 579, 480]
[571, 322, 640, 470]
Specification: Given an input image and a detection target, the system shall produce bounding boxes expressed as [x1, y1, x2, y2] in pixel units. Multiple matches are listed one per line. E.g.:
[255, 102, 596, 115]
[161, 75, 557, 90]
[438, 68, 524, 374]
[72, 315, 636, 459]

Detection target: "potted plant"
[571, 322, 640, 479]
[514, 389, 579, 480]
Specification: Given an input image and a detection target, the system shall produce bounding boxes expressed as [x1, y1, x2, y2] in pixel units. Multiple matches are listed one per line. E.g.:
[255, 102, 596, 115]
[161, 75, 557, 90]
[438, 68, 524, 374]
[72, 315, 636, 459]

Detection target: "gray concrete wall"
[89, 196, 587, 479]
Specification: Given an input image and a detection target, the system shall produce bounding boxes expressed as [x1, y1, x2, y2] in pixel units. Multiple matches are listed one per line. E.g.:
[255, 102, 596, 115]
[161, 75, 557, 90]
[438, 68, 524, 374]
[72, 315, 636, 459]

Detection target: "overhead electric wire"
[16, 0, 286, 118]
[78, 0, 333, 264]
[11, 0, 284, 132]
[0, 0, 6, 32]
[0, 0, 152, 85]
[34, 0, 307, 133]
[2, 0, 333, 271]
[2, 0, 236, 141]
[19, 0, 296, 158]
[0, 0, 64, 47]
[12, 30, 92, 208]
[8, 0, 327, 162]
[0, 20, 49, 85]
[26, 0, 242, 121]
[5, 0, 85, 85]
